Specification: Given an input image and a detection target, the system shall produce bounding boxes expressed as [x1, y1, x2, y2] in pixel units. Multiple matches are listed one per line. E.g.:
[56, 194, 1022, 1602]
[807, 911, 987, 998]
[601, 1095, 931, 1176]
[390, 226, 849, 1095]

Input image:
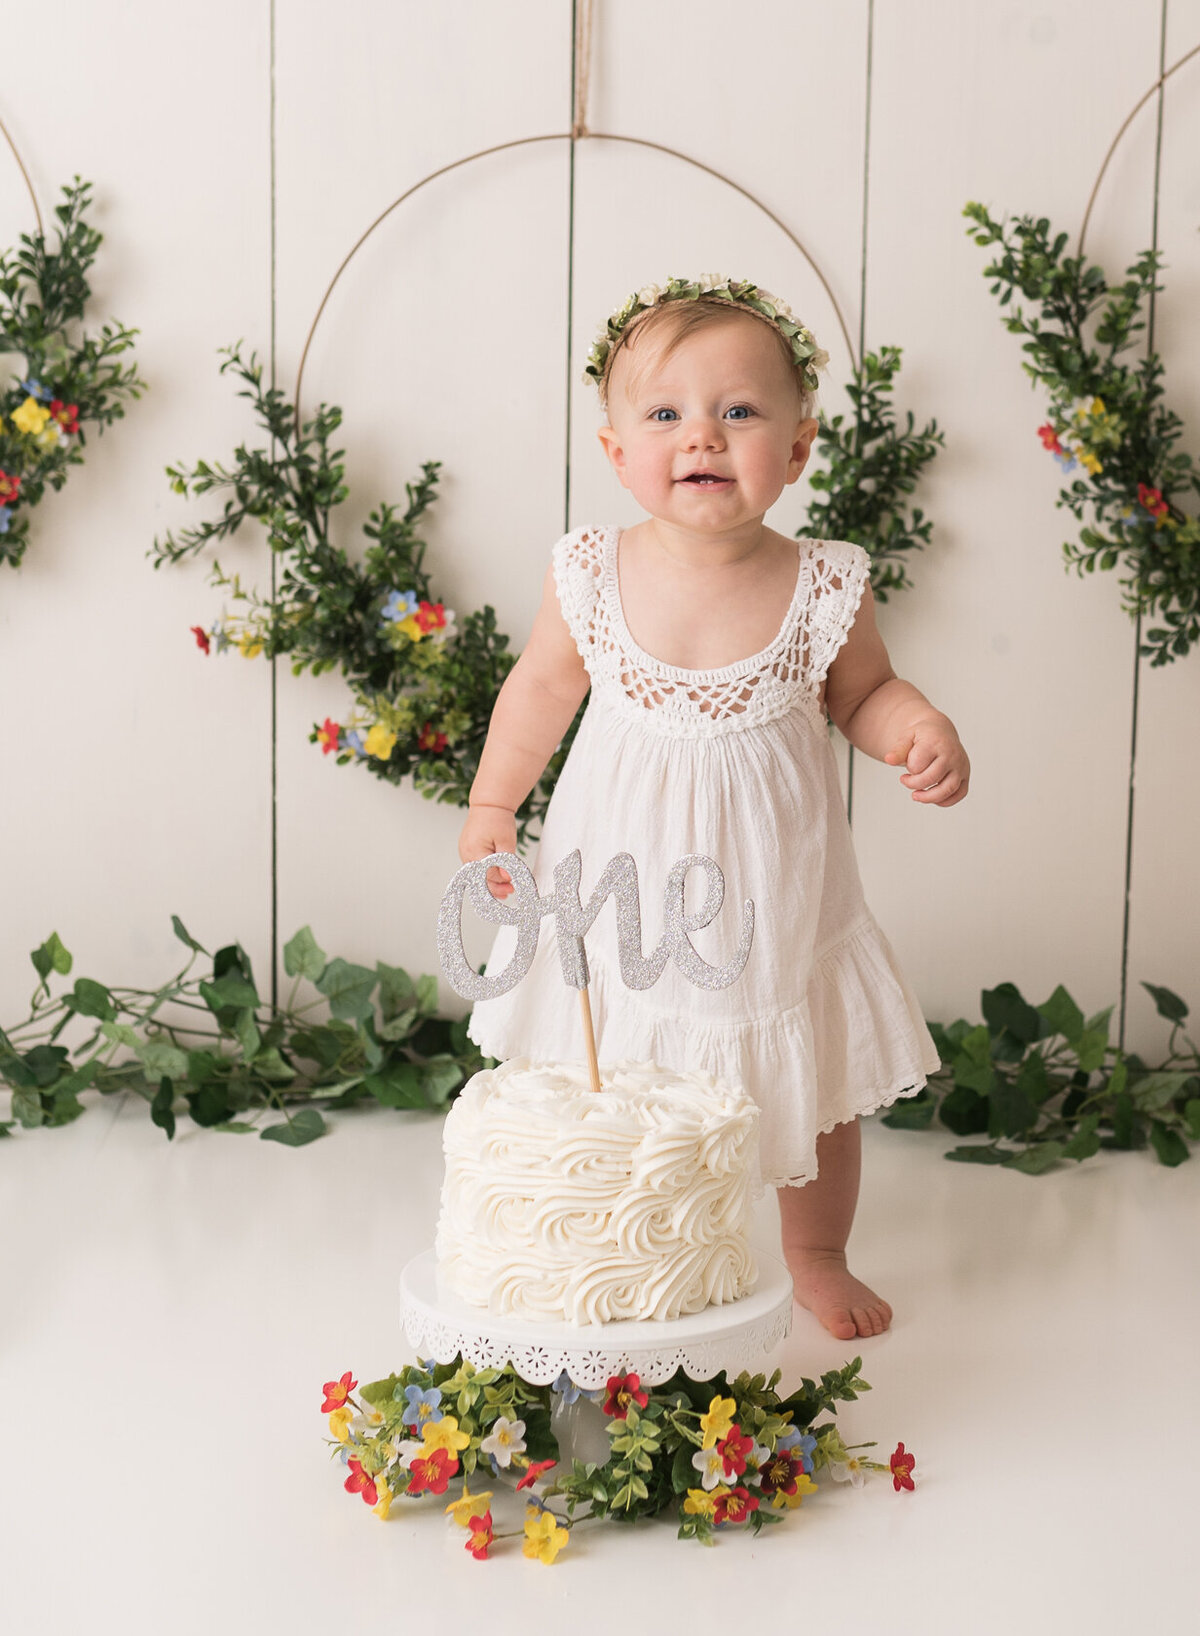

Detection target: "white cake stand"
[399, 1248, 794, 1389]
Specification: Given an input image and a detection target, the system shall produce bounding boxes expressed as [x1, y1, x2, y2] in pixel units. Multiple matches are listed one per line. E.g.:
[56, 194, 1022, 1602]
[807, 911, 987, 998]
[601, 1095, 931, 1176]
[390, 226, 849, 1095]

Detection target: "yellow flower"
[1079, 451, 1102, 475]
[683, 1486, 725, 1517]
[771, 1472, 819, 1510]
[327, 1406, 354, 1443]
[444, 1486, 494, 1528]
[1090, 396, 1106, 415]
[373, 1480, 393, 1520]
[420, 1414, 471, 1457]
[364, 723, 397, 760]
[522, 1507, 569, 1564]
[12, 396, 51, 436]
[397, 613, 424, 641]
[237, 630, 264, 658]
[698, 1395, 738, 1449]
[37, 423, 61, 450]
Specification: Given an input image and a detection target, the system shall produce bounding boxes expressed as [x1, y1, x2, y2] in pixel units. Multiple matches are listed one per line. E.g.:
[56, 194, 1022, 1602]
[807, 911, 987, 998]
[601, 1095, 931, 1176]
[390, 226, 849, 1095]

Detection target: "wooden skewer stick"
[578, 985, 603, 1094]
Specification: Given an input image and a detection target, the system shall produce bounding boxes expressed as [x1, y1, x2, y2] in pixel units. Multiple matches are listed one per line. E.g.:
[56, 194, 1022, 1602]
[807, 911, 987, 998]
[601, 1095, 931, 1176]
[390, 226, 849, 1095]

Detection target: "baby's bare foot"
[784, 1248, 893, 1340]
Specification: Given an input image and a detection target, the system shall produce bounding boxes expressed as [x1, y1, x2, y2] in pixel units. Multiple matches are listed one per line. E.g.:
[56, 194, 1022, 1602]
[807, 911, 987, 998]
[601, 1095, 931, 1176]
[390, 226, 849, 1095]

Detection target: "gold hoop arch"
[292, 130, 858, 421]
[1078, 39, 1200, 257]
[0, 112, 42, 238]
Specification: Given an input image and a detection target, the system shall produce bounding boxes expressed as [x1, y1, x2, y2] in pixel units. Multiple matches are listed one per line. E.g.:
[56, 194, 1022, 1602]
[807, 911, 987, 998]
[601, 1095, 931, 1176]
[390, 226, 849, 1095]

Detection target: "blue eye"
[651, 407, 678, 422]
[726, 405, 752, 421]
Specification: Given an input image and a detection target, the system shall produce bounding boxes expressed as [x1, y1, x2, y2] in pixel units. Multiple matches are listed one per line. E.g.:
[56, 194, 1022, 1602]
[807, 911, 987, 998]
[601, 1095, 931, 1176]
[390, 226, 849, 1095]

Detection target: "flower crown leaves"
[584, 275, 830, 397]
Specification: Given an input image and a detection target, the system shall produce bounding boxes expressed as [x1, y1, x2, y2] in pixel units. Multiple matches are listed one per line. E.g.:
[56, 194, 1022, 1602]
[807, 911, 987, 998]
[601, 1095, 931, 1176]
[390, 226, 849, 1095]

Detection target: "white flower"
[809, 345, 830, 373]
[430, 608, 457, 644]
[697, 272, 729, 293]
[691, 1445, 727, 1491]
[390, 1438, 424, 1470]
[746, 1441, 772, 1481]
[479, 1416, 526, 1468]
[637, 282, 665, 307]
[829, 1455, 868, 1489]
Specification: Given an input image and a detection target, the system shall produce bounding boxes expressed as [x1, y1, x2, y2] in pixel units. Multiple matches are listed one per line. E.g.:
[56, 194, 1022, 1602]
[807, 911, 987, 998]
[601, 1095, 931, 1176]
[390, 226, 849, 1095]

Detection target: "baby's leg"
[777, 1117, 893, 1341]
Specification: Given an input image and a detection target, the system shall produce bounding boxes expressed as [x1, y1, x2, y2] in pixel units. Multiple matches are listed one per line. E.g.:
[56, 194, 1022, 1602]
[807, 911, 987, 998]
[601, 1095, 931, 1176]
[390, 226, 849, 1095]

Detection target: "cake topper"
[438, 849, 754, 1092]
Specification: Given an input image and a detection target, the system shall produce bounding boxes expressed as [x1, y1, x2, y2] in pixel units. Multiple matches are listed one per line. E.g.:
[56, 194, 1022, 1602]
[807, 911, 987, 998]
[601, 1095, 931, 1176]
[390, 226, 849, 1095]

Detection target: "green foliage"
[885, 978, 1199, 1171]
[0, 178, 145, 570]
[0, 918, 487, 1145]
[803, 346, 945, 600]
[964, 202, 1200, 665]
[152, 345, 570, 839]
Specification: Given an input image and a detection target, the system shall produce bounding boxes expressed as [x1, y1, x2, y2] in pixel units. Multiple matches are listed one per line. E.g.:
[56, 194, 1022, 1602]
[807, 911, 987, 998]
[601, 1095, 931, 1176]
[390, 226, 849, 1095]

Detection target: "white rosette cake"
[436, 1057, 761, 1325]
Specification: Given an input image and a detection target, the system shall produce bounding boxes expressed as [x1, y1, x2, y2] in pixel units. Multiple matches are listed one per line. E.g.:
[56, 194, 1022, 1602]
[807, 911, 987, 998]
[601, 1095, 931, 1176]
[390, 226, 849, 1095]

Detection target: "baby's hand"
[884, 718, 970, 807]
[458, 804, 520, 899]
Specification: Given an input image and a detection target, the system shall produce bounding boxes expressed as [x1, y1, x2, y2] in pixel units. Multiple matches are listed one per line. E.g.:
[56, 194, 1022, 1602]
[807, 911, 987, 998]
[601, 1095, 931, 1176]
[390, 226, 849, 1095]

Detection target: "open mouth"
[680, 474, 731, 486]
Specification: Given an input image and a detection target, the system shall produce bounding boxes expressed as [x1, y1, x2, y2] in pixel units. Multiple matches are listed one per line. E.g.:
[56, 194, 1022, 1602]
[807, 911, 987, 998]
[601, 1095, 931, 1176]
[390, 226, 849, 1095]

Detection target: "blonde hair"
[597, 297, 816, 422]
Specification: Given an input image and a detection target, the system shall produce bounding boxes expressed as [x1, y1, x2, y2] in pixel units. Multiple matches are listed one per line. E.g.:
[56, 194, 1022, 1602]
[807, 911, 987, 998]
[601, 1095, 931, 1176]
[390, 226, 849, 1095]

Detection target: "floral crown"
[584, 275, 830, 398]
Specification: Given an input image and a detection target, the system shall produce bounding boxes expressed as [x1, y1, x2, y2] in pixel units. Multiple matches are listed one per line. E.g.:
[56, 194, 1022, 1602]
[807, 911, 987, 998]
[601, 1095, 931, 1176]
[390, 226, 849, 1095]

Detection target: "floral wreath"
[584, 273, 830, 399]
[321, 1354, 914, 1562]
[965, 202, 1200, 666]
[0, 178, 143, 570]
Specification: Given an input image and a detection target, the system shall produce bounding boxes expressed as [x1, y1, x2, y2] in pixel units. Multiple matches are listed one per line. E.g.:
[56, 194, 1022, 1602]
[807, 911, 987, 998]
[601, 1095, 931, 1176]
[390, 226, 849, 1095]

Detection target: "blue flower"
[401, 1383, 443, 1428]
[551, 1369, 583, 1405]
[1052, 450, 1077, 472]
[209, 623, 230, 654]
[777, 1428, 817, 1472]
[381, 589, 419, 625]
[343, 728, 367, 759]
[20, 377, 52, 403]
[0, 507, 10, 534]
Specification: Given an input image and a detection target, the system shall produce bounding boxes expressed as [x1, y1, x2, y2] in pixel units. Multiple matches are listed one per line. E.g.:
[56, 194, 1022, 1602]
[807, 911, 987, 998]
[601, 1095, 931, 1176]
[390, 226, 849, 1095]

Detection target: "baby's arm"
[824, 584, 970, 807]
[459, 562, 591, 895]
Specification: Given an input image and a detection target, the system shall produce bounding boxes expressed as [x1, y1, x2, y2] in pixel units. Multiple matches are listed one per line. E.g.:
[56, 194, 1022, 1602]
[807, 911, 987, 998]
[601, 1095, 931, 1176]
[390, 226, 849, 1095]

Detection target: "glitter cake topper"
[437, 850, 755, 1003]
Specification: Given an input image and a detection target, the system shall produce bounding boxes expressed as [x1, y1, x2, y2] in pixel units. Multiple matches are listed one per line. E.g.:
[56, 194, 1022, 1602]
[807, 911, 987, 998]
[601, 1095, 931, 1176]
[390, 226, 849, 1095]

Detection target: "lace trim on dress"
[552, 523, 870, 738]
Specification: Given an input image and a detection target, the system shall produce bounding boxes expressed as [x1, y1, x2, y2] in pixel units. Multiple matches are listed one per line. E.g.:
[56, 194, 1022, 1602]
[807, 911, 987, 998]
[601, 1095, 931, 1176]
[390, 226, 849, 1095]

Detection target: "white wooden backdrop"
[1, 0, 1197, 1056]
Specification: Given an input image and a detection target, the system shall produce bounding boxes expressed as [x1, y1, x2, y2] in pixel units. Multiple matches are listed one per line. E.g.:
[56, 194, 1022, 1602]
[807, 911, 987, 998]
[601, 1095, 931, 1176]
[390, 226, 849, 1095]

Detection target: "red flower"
[1036, 422, 1062, 454]
[344, 1458, 378, 1506]
[406, 1447, 456, 1496]
[890, 1442, 916, 1492]
[516, 1459, 557, 1491]
[190, 624, 211, 655]
[715, 1426, 754, 1478]
[602, 1372, 649, 1418]
[321, 1371, 357, 1412]
[758, 1448, 805, 1497]
[713, 1485, 759, 1525]
[415, 600, 446, 634]
[417, 721, 448, 753]
[465, 1511, 494, 1559]
[1137, 482, 1169, 520]
[0, 470, 20, 504]
[317, 717, 340, 755]
[50, 400, 79, 435]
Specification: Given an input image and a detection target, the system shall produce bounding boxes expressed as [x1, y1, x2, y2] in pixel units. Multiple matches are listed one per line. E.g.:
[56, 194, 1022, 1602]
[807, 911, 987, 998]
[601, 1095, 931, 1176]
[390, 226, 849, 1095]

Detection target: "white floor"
[3, 1095, 1198, 1636]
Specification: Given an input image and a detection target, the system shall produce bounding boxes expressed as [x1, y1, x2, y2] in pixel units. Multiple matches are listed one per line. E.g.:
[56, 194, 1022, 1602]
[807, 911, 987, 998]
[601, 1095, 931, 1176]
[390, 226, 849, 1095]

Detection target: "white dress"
[467, 522, 940, 1187]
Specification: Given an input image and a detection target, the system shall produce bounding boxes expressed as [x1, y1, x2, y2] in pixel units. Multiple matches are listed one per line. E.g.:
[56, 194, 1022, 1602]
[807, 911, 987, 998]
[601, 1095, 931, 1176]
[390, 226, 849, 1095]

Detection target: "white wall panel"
[0, 3, 272, 1008]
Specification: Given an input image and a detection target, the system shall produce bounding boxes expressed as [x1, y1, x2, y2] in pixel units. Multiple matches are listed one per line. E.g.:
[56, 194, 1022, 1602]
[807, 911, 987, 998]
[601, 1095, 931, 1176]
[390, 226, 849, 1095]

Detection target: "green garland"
[965, 203, 1200, 665]
[322, 1354, 913, 1559]
[0, 918, 484, 1146]
[883, 977, 1199, 1172]
[0, 178, 144, 569]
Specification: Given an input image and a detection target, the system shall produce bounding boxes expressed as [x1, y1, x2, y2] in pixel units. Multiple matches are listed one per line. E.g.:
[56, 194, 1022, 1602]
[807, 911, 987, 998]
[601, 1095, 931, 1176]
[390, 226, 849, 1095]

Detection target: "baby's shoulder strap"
[798, 538, 872, 688]
[551, 523, 608, 659]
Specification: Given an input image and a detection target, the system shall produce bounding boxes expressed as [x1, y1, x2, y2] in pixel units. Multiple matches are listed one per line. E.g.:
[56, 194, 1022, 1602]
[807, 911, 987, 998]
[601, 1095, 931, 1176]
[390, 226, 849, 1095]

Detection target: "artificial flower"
[713, 1486, 759, 1525]
[395, 613, 424, 641]
[522, 1507, 569, 1564]
[417, 722, 447, 753]
[210, 622, 230, 653]
[36, 422, 60, 449]
[406, 1447, 456, 1496]
[691, 1446, 727, 1491]
[479, 1416, 526, 1467]
[316, 717, 340, 755]
[890, 1442, 916, 1492]
[1037, 422, 1062, 453]
[0, 471, 20, 504]
[351, 1403, 386, 1435]
[19, 377, 51, 403]
[372, 1479, 393, 1520]
[683, 1485, 725, 1518]
[602, 1373, 649, 1419]
[364, 722, 397, 760]
[400, 1384, 443, 1429]
[829, 1455, 869, 1489]
[237, 630, 264, 658]
[419, 1414, 470, 1458]
[444, 1487, 494, 1528]
[389, 1439, 424, 1470]
[1052, 449, 1077, 471]
[1078, 451, 1103, 476]
[344, 1458, 378, 1506]
[190, 624, 211, 654]
[0, 507, 11, 533]
[429, 607, 457, 643]
[415, 600, 447, 634]
[1138, 482, 1169, 520]
[343, 727, 366, 758]
[516, 1459, 557, 1491]
[551, 1369, 582, 1405]
[715, 1426, 754, 1478]
[12, 396, 51, 437]
[327, 1405, 354, 1443]
[776, 1427, 817, 1472]
[465, 1511, 494, 1559]
[698, 1394, 737, 1448]
[49, 399, 79, 435]
[757, 1448, 809, 1498]
[381, 589, 419, 624]
[321, 1371, 357, 1412]
[770, 1472, 818, 1510]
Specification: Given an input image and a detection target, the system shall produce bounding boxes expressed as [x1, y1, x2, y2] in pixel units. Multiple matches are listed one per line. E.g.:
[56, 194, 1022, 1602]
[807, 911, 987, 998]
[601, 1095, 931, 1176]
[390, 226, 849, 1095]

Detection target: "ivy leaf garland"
[964, 202, 1200, 665]
[803, 346, 945, 600]
[152, 344, 569, 840]
[0, 177, 144, 569]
